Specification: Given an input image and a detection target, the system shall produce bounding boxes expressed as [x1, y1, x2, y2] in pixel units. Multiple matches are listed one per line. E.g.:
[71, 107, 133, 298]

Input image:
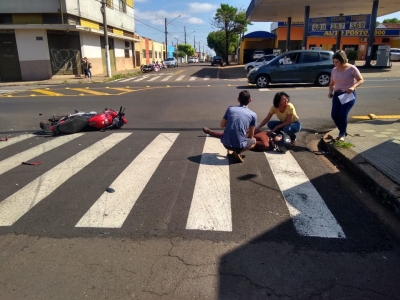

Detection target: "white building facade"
[0, 0, 139, 81]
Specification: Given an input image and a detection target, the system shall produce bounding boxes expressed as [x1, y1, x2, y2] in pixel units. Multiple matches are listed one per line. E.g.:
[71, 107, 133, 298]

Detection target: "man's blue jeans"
[331, 91, 356, 137]
[267, 121, 301, 141]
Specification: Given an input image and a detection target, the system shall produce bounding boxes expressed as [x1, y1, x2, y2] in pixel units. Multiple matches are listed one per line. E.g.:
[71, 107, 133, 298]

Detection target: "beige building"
[0, 0, 139, 81]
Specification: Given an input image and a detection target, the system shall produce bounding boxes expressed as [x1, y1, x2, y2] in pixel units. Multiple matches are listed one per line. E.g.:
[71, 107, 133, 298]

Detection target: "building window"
[142, 50, 146, 58]
[125, 49, 130, 58]
[159, 52, 161, 59]
[155, 51, 158, 59]
[124, 41, 130, 48]
[119, 0, 126, 13]
[149, 50, 153, 58]
[0, 14, 13, 24]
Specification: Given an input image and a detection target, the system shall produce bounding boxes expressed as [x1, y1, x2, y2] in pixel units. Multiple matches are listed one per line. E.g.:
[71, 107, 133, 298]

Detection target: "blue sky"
[134, 0, 400, 55]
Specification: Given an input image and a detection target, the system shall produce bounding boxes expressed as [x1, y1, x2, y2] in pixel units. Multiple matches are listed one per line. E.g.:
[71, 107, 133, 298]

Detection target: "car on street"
[199, 58, 205, 62]
[252, 50, 265, 60]
[247, 50, 334, 88]
[244, 54, 277, 72]
[390, 48, 400, 61]
[211, 56, 224, 66]
[164, 57, 178, 67]
[188, 57, 198, 63]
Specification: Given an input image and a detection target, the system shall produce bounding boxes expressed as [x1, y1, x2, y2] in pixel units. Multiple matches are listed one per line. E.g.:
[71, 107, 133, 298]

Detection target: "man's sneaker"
[339, 136, 345, 141]
[233, 152, 244, 163]
[203, 127, 211, 135]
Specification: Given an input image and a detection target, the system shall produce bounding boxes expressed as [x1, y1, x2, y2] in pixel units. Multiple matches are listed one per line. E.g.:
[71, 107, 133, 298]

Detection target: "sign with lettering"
[308, 15, 371, 32]
[308, 29, 400, 37]
[277, 21, 304, 27]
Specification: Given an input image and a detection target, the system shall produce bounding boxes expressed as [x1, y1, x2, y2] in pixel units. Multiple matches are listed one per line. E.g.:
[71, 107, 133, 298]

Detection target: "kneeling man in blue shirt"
[220, 90, 257, 163]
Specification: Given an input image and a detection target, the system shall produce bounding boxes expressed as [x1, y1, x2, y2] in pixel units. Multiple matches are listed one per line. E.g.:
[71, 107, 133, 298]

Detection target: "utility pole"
[198, 41, 200, 53]
[100, 0, 111, 77]
[164, 18, 167, 60]
[194, 36, 195, 50]
[184, 26, 186, 44]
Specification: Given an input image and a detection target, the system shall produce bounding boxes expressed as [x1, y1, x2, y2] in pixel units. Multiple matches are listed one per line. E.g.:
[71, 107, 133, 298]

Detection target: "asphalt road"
[0, 64, 400, 300]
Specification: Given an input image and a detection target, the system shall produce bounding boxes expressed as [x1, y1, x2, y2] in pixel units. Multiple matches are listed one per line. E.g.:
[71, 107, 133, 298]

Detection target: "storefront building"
[271, 19, 400, 59]
[238, 31, 276, 64]
[0, 0, 139, 81]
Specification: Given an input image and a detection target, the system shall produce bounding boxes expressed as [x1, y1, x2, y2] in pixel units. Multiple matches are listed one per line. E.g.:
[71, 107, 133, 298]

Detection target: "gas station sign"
[308, 14, 371, 32]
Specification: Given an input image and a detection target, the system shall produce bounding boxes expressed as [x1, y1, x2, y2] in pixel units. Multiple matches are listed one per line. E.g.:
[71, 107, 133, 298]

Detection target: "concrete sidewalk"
[0, 68, 142, 87]
[322, 118, 400, 215]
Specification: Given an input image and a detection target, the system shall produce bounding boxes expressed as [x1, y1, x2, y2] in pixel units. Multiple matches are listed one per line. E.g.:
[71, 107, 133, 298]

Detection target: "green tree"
[175, 50, 186, 58]
[382, 18, 400, 23]
[211, 4, 251, 64]
[207, 30, 238, 57]
[177, 44, 195, 57]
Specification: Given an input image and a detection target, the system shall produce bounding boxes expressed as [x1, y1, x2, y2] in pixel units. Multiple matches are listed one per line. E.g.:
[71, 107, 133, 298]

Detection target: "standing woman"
[328, 50, 364, 141]
[255, 91, 301, 146]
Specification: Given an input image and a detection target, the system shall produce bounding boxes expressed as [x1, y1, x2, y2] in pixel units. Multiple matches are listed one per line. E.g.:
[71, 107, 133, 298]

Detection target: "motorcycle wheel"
[40, 120, 51, 130]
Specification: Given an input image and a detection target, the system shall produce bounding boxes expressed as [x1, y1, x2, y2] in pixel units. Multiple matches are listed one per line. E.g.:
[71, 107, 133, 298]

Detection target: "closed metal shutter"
[0, 30, 22, 82]
[47, 30, 82, 76]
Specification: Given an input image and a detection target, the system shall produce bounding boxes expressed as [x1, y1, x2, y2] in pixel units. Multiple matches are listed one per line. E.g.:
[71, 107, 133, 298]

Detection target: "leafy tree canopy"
[207, 31, 238, 57]
[382, 18, 400, 23]
[209, 4, 251, 64]
[177, 44, 195, 57]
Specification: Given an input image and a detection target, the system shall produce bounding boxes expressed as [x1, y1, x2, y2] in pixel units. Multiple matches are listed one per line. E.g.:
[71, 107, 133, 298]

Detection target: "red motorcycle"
[40, 106, 127, 134]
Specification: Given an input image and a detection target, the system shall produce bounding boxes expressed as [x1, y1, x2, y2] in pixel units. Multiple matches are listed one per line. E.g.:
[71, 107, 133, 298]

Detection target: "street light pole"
[165, 15, 181, 60]
[100, 0, 111, 77]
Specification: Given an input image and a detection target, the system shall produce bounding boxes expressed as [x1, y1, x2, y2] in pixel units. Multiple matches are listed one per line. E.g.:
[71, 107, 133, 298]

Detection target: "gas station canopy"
[246, 0, 400, 22]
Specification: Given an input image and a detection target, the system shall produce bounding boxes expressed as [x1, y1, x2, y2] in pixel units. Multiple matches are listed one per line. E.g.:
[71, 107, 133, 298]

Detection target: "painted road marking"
[204, 75, 210, 81]
[265, 152, 345, 238]
[31, 89, 63, 96]
[175, 75, 185, 81]
[0, 134, 84, 176]
[0, 133, 131, 226]
[70, 88, 109, 95]
[258, 88, 270, 91]
[186, 137, 232, 232]
[132, 77, 147, 82]
[108, 87, 135, 93]
[0, 134, 34, 150]
[161, 76, 172, 81]
[147, 76, 161, 81]
[119, 78, 133, 82]
[189, 76, 197, 81]
[76, 133, 179, 228]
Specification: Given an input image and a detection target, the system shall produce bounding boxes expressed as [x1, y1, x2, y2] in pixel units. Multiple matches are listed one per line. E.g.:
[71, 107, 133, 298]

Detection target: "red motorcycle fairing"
[87, 109, 127, 129]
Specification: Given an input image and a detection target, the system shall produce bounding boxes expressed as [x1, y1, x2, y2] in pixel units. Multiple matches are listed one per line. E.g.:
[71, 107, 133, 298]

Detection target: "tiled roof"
[381, 23, 400, 29]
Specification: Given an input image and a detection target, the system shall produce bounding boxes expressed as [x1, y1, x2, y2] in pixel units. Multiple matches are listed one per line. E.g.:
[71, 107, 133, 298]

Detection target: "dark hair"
[238, 90, 251, 105]
[273, 92, 290, 108]
[332, 50, 348, 64]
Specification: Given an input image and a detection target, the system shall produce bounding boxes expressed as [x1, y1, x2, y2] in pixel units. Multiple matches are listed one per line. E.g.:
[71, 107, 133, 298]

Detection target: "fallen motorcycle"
[39, 106, 127, 134]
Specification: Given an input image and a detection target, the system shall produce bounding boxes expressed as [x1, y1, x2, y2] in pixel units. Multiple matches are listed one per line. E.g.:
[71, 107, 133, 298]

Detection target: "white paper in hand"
[338, 92, 355, 105]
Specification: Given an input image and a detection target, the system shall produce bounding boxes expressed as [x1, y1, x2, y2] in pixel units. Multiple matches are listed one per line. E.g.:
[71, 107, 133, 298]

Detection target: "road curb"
[320, 133, 400, 216]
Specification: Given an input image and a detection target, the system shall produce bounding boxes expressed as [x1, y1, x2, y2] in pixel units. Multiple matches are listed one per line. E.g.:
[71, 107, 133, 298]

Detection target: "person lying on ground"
[203, 128, 291, 154]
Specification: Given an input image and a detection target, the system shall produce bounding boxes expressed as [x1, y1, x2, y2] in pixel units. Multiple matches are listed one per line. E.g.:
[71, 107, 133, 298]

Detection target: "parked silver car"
[390, 48, 400, 61]
[164, 57, 178, 67]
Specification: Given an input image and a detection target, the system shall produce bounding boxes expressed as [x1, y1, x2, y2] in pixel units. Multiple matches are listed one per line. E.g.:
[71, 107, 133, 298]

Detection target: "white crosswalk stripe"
[0, 134, 84, 176]
[0, 132, 345, 238]
[112, 74, 247, 83]
[265, 152, 345, 238]
[186, 137, 232, 231]
[0, 133, 130, 226]
[76, 133, 179, 228]
[0, 89, 15, 94]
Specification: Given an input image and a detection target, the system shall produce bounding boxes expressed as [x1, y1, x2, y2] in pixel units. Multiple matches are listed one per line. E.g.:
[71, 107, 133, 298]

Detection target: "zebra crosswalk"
[117, 74, 247, 83]
[0, 131, 346, 239]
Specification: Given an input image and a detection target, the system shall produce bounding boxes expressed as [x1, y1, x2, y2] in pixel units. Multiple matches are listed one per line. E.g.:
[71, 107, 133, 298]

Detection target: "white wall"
[114, 39, 126, 57]
[14, 29, 50, 61]
[65, 0, 135, 33]
[80, 32, 102, 58]
[0, 0, 60, 13]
